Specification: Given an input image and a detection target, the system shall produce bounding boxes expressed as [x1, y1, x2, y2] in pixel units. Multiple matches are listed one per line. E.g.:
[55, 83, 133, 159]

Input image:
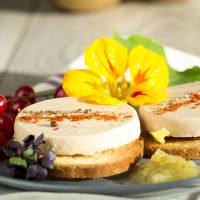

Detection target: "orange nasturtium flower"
[62, 37, 169, 106]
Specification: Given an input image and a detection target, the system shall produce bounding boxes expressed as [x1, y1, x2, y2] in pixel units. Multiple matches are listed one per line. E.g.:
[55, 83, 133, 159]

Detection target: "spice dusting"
[17, 109, 132, 123]
[154, 91, 200, 115]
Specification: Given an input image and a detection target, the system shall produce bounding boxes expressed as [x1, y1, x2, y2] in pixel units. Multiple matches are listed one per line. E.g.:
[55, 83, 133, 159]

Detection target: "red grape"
[8, 99, 30, 116]
[5, 112, 15, 121]
[5, 95, 13, 111]
[0, 113, 14, 139]
[15, 85, 35, 103]
[54, 85, 67, 98]
[0, 132, 6, 147]
[0, 95, 7, 114]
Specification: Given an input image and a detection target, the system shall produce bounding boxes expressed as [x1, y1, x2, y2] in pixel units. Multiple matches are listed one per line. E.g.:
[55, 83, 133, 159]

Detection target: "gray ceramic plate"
[0, 160, 200, 195]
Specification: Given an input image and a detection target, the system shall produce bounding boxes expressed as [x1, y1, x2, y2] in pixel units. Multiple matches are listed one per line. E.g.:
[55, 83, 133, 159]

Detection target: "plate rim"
[0, 170, 200, 195]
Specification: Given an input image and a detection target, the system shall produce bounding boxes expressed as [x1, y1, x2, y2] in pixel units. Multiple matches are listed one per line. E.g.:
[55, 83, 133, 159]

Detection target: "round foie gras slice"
[139, 82, 200, 138]
[14, 97, 141, 156]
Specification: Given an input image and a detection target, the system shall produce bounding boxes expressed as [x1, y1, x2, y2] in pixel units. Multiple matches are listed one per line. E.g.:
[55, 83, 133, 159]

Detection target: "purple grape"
[3, 147, 15, 157]
[40, 152, 55, 169]
[3, 133, 56, 181]
[36, 165, 48, 180]
[15, 148, 23, 157]
[33, 134, 45, 147]
[23, 135, 34, 146]
[44, 152, 56, 161]
[7, 140, 21, 149]
[26, 165, 38, 179]
[40, 159, 54, 170]
[11, 166, 26, 179]
[3, 140, 21, 157]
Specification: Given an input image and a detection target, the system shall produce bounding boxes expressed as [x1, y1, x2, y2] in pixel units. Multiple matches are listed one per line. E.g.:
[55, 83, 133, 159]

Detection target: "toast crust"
[50, 137, 144, 179]
[144, 133, 200, 160]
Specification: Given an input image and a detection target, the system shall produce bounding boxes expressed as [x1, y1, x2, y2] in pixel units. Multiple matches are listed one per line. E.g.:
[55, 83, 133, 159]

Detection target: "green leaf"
[9, 157, 27, 168]
[23, 148, 34, 159]
[29, 153, 37, 162]
[112, 30, 165, 56]
[113, 31, 200, 86]
[169, 66, 200, 86]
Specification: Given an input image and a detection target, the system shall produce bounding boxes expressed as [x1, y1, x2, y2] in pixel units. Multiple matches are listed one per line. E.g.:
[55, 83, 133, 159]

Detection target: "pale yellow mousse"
[130, 149, 200, 184]
[14, 97, 140, 156]
[139, 82, 200, 138]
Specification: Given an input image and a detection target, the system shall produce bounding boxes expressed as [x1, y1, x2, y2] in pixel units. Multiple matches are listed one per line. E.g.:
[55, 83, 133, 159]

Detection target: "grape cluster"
[0, 85, 35, 147]
[3, 134, 56, 180]
[0, 84, 66, 148]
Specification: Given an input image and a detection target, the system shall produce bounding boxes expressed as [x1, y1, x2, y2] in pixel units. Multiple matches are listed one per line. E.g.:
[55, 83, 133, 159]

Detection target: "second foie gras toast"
[139, 82, 200, 159]
[139, 82, 200, 138]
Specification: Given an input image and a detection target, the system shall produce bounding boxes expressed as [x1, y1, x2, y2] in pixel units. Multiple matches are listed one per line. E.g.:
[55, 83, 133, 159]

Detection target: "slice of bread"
[50, 137, 144, 179]
[143, 133, 200, 160]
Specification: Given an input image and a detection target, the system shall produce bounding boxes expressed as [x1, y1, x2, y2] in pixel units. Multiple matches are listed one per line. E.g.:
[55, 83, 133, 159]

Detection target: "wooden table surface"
[0, 0, 200, 94]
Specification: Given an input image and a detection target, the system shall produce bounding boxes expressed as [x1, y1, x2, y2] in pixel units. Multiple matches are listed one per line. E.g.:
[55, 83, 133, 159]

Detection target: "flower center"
[107, 76, 129, 101]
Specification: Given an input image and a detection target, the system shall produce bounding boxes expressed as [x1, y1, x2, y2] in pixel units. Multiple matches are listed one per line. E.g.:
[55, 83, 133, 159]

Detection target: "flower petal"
[128, 45, 169, 106]
[84, 37, 128, 79]
[82, 94, 124, 105]
[127, 88, 168, 106]
[62, 69, 122, 105]
[129, 45, 169, 89]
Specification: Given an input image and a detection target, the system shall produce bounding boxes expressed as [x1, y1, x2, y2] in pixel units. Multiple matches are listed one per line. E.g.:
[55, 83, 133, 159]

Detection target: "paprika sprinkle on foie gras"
[154, 91, 200, 115]
[16, 109, 129, 123]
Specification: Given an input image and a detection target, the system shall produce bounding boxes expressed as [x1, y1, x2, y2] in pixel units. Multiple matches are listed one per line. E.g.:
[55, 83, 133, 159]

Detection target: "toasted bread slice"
[50, 137, 144, 179]
[144, 133, 200, 160]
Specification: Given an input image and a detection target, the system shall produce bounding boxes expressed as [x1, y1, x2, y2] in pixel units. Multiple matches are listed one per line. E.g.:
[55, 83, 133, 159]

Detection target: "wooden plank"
[0, 0, 34, 85]
[1, 0, 200, 94]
